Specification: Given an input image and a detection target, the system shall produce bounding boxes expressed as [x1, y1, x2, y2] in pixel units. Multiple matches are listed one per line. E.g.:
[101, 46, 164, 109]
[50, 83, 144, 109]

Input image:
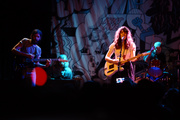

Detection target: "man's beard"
[32, 39, 39, 44]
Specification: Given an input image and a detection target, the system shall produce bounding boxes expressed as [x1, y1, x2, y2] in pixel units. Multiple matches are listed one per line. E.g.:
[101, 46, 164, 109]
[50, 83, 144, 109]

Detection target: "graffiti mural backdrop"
[51, 0, 180, 83]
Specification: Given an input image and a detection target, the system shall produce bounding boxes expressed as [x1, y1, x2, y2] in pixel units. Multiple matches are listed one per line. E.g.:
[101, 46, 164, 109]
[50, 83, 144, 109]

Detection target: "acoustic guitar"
[104, 52, 150, 77]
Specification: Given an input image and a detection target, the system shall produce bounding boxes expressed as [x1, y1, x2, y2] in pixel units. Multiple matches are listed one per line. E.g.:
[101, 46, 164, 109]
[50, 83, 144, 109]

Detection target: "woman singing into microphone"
[105, 26, 138, 84]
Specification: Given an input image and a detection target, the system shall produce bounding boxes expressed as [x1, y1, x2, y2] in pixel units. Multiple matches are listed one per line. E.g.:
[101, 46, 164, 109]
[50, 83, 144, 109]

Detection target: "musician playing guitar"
[11, 29, 51, 87]
[105, 26, 139, 84]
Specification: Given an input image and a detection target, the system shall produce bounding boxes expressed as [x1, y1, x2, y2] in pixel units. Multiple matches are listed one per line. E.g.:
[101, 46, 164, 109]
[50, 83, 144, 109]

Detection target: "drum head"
[148, 67, 163, 78]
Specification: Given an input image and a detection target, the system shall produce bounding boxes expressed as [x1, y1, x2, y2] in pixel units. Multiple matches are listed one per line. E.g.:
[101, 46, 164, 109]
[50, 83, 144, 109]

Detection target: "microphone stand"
[118, 44, 122, 72]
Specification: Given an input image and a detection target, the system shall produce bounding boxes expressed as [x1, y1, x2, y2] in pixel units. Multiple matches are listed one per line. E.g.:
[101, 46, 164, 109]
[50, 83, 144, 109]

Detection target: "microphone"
[121, 36, 124, 40]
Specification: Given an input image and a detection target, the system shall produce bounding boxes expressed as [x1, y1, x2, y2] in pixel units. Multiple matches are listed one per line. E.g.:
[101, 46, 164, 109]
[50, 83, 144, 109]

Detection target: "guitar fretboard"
[29, 58, 68, 62]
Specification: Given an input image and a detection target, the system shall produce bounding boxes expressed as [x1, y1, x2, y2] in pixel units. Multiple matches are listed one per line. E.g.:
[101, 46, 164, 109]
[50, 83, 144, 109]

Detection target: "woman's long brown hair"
[115, 28, 129, 49]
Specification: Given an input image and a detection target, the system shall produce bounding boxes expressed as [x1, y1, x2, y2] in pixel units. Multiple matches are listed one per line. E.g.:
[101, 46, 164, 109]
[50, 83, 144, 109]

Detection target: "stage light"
[31, 67, 47, 86]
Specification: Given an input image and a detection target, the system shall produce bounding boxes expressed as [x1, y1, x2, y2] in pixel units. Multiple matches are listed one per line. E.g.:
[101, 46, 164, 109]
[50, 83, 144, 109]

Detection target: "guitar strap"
[118, 45, 124, 72]
[120, 45, 126, 61]
[29, 46, 38, 68]
[34, 46, 37, 58]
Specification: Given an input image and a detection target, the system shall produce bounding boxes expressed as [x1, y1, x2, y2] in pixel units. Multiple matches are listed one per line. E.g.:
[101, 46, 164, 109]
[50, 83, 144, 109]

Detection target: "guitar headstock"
[58, 59, 68, 62]
[142, 52, 150, 56]
[137, 52, 150, 57]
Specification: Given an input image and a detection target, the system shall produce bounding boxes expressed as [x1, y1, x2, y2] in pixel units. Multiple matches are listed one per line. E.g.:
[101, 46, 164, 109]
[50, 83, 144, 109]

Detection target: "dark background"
[1, 1, 180, 120]
[1, 0, 52, 81]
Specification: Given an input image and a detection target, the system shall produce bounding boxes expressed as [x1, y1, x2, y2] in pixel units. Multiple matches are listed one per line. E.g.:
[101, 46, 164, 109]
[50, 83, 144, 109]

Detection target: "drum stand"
[177, 52, 180, 89]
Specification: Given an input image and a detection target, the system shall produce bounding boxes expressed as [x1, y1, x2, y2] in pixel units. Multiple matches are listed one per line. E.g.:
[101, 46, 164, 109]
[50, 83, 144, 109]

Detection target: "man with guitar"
[104, 26, 144, 85]
[11, 29, 51, 87]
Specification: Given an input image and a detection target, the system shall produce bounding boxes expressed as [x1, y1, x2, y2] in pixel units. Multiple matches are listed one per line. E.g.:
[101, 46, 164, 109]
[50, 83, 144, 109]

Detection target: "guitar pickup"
[109, 64, 114, 69]
[107, 69, 114, 73]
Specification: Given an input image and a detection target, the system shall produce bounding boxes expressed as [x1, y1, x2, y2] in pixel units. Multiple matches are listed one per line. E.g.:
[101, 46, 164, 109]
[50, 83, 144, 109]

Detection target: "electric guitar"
[15, 56, 68, 69]
[104, 52, 150, 77]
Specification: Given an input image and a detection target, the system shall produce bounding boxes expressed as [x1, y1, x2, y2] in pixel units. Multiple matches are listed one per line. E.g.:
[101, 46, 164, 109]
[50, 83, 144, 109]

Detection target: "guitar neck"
[123, 56, 139, 63]
[33, 58, 68, 62]
[121, 52, 149, 64]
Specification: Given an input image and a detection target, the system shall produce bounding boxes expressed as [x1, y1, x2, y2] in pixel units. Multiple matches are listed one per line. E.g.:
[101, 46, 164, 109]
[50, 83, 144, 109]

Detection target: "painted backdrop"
[51, 0, 180, 83]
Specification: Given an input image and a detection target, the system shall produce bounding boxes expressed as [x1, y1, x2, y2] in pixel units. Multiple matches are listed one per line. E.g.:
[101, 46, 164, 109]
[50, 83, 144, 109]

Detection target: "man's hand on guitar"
[45, 59, 51, 67]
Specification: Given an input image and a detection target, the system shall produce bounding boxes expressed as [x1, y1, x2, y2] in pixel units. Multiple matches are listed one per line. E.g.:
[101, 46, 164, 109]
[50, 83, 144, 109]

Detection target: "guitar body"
[104, 62, 124, 77]
[104, 52, 150, 77]
[14, 56, 36, 69]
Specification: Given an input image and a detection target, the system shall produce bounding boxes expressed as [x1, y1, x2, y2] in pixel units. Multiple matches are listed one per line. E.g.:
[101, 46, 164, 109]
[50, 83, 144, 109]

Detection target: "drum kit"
[135, 59, 172, 88]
